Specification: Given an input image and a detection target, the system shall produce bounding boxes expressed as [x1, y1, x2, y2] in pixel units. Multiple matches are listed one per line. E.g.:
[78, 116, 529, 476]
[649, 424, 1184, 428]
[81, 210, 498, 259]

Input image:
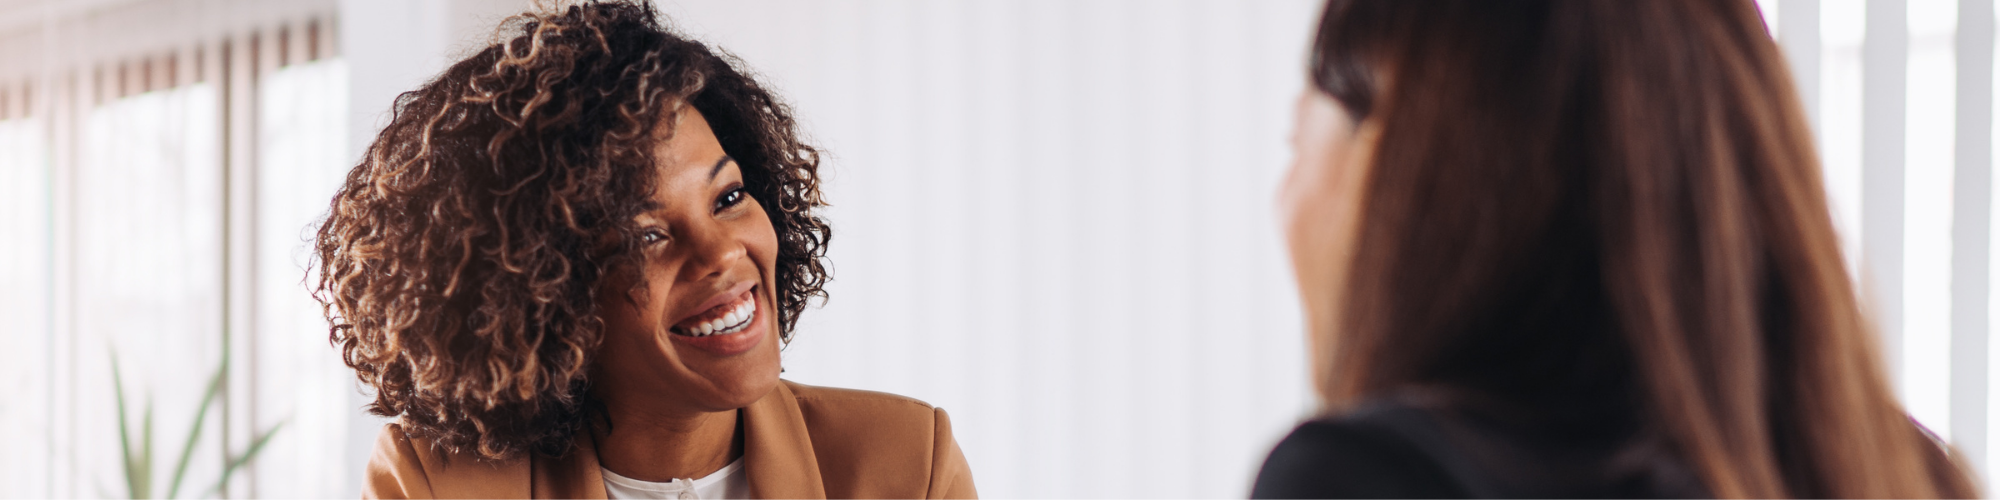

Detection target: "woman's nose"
[676, 220, 746, 280]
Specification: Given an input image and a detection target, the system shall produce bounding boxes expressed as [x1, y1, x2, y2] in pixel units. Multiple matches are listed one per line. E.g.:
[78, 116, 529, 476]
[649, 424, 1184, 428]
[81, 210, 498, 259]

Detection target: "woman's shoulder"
[1251, 414, 1469, 499]
[784, 379, 939, 412]
[781, 379, 951, 452]
[1253, 399, 1710, 499]
[364, 422, 532, 499]
[778, 380, 977, 498]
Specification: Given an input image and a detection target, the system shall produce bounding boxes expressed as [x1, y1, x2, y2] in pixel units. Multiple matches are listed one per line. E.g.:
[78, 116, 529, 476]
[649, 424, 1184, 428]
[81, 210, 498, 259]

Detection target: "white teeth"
[734, 301, 755, 326]
[677, 296, 757, 337]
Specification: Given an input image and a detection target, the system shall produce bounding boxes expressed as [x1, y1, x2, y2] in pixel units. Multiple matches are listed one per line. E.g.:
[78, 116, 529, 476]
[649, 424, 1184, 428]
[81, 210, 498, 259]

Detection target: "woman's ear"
[1347, 118, 1382, 168]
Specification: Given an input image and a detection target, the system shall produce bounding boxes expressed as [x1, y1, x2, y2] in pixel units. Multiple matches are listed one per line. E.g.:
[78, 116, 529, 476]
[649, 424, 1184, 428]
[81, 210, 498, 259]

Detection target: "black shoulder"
[1251, 419, 1469, 499]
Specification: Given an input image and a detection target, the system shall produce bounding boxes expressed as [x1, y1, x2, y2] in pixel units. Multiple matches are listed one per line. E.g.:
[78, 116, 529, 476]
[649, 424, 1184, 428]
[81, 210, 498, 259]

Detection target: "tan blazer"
[363, 380, 977, 499]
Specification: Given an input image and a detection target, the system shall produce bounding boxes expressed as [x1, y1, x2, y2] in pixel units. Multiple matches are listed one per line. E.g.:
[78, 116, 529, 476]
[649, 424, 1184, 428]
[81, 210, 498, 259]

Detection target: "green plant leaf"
[165, 368, 223, 499]
[140, 394, 154, 498]
[204, 418, 285, 498]
[110, 348, 139, 499]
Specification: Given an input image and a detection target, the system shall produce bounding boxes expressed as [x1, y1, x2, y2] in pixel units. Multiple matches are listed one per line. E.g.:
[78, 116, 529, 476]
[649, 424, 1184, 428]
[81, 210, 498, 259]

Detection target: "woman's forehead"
[650, 109, 734, 182]
[655, 108, 725, 164]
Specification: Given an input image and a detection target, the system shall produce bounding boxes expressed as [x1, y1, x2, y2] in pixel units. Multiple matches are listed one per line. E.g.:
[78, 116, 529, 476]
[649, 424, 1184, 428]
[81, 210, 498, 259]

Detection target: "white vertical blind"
[0, 4, 346, 495]
[1953, 0, 1995, 475]
[1864, 0, 1911, 404]
[1765, 0, 1999, 488]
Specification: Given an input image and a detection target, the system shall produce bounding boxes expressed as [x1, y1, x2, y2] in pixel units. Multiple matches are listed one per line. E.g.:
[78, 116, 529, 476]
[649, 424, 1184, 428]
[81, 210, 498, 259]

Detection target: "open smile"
[665, 284, 766, 356]
[672, 287, 757, 337]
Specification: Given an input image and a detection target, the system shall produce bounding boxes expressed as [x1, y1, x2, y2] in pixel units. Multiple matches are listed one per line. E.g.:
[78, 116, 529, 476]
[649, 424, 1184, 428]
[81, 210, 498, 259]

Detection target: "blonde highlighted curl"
[314, 0, 828, 460]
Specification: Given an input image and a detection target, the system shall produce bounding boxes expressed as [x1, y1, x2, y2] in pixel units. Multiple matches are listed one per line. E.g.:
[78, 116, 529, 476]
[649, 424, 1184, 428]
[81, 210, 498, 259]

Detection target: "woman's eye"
[640, 229, 668, 244]
[716, 187, 748, 211]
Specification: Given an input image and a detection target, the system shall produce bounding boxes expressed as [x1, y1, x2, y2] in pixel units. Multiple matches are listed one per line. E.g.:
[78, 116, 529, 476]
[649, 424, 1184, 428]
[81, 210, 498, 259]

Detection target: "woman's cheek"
[1283, 94, 1374, 350]
[747, 201, 781, 276]
[1282, 121, 1350, 297]
[1282, 93, 1356, 262]
[1284, 168, 1348, 304]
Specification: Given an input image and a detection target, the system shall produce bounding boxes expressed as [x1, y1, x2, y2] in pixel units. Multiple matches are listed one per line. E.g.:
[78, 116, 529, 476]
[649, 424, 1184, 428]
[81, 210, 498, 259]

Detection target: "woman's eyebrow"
[708, 155, 735, 180]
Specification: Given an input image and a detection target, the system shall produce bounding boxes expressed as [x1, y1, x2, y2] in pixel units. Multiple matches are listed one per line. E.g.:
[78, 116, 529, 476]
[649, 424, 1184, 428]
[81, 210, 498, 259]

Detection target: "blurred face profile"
[594, 108, 784, 414]
[1280, 89, 1374, 356]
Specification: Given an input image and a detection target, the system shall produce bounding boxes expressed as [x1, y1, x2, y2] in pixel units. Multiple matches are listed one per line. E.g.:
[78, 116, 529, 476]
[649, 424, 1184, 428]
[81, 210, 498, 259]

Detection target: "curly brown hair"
[313, 0, 828, 460]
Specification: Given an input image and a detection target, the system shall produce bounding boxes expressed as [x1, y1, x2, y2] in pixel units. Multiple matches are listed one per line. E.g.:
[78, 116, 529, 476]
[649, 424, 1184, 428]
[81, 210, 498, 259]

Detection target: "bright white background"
[4, 0, 1999, 497]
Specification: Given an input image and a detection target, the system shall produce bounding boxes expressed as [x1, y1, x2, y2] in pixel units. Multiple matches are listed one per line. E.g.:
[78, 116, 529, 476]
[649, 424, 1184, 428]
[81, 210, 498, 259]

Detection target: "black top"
[1251, 399, 1710, 499]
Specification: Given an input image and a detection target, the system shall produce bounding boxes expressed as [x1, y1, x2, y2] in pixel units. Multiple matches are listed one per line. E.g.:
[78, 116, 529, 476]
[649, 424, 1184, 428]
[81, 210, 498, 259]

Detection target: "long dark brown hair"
[313, 1, 828, 460]
[1308, 0, 1976, 497]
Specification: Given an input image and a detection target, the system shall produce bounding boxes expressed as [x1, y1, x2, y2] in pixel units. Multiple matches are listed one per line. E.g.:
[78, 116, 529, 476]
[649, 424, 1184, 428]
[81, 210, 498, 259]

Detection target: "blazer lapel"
[529, 382, 821, 499]
[743, 381, 827, 499]
[533, 428, 610, 499]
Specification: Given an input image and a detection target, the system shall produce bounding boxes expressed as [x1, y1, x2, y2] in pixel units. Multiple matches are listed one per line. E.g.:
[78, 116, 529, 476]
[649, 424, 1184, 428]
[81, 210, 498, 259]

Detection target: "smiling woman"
[312, 2, 974, 498]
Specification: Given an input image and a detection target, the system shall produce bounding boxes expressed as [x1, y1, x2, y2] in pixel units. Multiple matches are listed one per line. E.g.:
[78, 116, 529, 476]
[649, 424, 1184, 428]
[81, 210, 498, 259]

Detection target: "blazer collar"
[529, 381, 825, 499]
[742, 380, 827, 499]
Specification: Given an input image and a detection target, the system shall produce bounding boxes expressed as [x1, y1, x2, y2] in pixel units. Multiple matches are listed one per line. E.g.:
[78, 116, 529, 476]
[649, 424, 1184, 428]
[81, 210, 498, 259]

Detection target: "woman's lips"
[673, 288, 756, 337]
[668, 290, 765, 356]
[672, 281, 757, 328]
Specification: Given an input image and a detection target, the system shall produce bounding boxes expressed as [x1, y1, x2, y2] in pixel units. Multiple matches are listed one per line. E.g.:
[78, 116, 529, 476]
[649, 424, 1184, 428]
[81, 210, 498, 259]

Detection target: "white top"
[601, 458, 749, 500]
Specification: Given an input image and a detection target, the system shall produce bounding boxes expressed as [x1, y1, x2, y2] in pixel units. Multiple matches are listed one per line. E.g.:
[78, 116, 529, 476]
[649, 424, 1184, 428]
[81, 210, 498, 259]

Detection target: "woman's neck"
[593, 402, 744, 482]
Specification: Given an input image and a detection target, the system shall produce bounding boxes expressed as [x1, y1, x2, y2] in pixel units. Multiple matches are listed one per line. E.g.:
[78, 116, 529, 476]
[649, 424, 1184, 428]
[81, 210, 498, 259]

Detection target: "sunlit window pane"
[1755, 0, 1780, 37]
[252, 58, 354, 496]
[1823, 0, 1866, 283]
[76, 83, 226, 491]
[0, 117, 51, 494]
[1903, 0, 1958, 440]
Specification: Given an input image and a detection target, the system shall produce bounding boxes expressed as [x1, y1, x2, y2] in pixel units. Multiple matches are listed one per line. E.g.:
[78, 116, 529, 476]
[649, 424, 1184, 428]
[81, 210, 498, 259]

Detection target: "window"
[0, 110, 52, 494]
[250, 57, 351, 497]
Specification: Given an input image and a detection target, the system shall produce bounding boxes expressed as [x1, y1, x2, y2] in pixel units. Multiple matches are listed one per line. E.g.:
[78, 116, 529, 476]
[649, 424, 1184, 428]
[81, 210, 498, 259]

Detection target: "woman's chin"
[688, 365, 781, 411]
[675, 333, 783, 410]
